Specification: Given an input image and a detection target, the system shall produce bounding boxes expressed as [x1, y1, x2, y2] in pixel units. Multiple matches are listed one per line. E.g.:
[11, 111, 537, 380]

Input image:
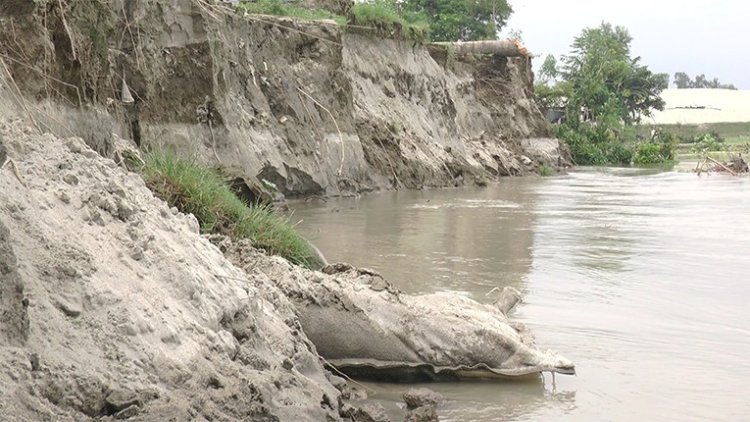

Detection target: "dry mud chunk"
[403, 405, 439, 422]
[403, 388, 444, 410]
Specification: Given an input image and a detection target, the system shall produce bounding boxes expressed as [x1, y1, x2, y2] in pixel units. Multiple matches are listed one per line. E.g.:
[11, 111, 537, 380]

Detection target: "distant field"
[638, 121, 750, 145]
[647, 89, 750, 125]
[638, 89, 750, 150]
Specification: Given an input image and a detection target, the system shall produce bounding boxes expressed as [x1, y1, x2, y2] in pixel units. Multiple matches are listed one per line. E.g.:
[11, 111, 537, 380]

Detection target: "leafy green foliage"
[538, 54, 558, 84]
[690, 133, 724, 153]
[636, 122, 749, 147]
[351, 0, 430, 41]
[401, 0, 512, 41]
[237, 0, 347, 24]
[533, 81, 568, 111]
[633, 133, 676, 164]
[141, 152, 323, 269]
[556, 124, 633, 166]
[537, 165, 555, 177]
[237, 0, 509, 42]
[560, 23, 666, 125]
[237, 0, 430, 40]
[673, 72, 737, 90]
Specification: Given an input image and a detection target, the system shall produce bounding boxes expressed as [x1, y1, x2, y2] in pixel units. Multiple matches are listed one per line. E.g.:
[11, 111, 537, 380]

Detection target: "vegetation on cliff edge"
[141, 152, 322, 269]
[236, 0, 511, 42]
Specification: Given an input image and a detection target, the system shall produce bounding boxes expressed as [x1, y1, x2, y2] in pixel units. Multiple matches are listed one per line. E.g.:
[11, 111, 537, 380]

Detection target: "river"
[290, 168, 750, 421]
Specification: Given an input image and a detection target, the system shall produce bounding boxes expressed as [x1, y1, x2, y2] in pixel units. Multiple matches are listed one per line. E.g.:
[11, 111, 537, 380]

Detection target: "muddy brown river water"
[290, 168, 750, 421]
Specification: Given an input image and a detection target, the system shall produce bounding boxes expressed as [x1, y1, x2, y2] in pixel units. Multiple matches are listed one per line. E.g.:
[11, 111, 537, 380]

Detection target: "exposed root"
[1, 159, 29, 188]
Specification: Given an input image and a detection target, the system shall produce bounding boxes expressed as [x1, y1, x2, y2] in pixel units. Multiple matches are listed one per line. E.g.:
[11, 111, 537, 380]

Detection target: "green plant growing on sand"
[537, 165, 554, 177]
[387, 120, 401, 134]
[140, 152, 323, 269]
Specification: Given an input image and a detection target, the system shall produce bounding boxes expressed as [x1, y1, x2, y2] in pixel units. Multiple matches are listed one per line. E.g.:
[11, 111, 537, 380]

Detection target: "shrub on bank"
[633, 132, 677, 164]
[556, 123, 633, 166]
[690, 133, 724, 153]
[141, 152, 322, 269]
[350, 2, 430, 42]
[556, 122, 677, 166]
[537, 165, 554, 177]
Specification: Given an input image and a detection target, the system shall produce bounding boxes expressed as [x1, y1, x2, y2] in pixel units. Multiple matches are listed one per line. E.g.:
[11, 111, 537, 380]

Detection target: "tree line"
[673, 72, 737, 90]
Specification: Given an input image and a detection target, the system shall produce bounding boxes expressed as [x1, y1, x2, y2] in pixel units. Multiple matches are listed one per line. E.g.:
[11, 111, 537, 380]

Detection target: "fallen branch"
[695, 157, 707, 176]
[705, 155, 737, 176]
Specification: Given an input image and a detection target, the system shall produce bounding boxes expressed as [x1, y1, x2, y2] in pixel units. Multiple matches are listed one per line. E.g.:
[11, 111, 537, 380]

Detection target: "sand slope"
[0, 111, 341, 420]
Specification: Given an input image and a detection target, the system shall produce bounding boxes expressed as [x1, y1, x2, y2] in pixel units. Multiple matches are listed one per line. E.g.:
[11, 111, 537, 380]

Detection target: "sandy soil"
[0, 99, 342, 420]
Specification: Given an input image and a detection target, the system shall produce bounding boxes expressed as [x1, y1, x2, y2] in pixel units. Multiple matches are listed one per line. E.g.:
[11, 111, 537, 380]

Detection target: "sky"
[503, 0, 750, 89]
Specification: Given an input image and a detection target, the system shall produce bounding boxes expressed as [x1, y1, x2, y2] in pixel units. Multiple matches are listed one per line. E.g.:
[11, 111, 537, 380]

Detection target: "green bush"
[141, 152, 323, 269]
[556, 123, 633, 166]
[557, 121, 676, 166]
[633, 143, 663, 164]
[537, 165, 554, 177]
[690, 133, 723, 153]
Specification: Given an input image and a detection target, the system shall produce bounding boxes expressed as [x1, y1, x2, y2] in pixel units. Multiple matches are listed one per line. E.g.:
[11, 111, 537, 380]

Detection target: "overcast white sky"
[504, 0, 750, 89]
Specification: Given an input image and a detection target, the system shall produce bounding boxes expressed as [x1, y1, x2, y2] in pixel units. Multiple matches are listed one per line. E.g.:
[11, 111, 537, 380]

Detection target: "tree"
[674, 71, 691, 88]
[402, 0, 512, 41]
[538, 54, 558, 84]
[535, 23, 674, 165]
[672, 72, 737, 89]
[560, 23, 666, 125]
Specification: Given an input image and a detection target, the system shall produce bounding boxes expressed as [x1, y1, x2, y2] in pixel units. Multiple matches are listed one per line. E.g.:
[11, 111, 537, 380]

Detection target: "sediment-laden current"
[291, 168, 750, 421]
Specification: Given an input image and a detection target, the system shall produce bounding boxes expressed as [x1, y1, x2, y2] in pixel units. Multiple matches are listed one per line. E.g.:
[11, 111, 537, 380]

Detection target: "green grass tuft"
[350, 2, 429, 42]
[236, 0, 430, 41]
[537, 165, 555, 177]
[237, 0, 347, 25]
[141, 152, 323, 269]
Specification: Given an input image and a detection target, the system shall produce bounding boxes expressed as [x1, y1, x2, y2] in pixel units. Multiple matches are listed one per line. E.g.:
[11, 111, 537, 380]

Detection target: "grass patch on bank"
[350, 2, 430, 42]
[636, 122, 750, 147]
[237, 0, 347, 25]
[236, 0, 430, 41]
[141, 152, 321, 269]
[537, 165, 555, 177]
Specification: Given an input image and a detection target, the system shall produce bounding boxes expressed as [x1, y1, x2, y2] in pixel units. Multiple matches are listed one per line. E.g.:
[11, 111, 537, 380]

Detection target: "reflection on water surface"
[291, 168, 750, 421]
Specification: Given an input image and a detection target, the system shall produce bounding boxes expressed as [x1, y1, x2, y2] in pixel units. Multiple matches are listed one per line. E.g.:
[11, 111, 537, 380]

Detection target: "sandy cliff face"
[0, 0, 566, 198]
[0, 105, 341, 420]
